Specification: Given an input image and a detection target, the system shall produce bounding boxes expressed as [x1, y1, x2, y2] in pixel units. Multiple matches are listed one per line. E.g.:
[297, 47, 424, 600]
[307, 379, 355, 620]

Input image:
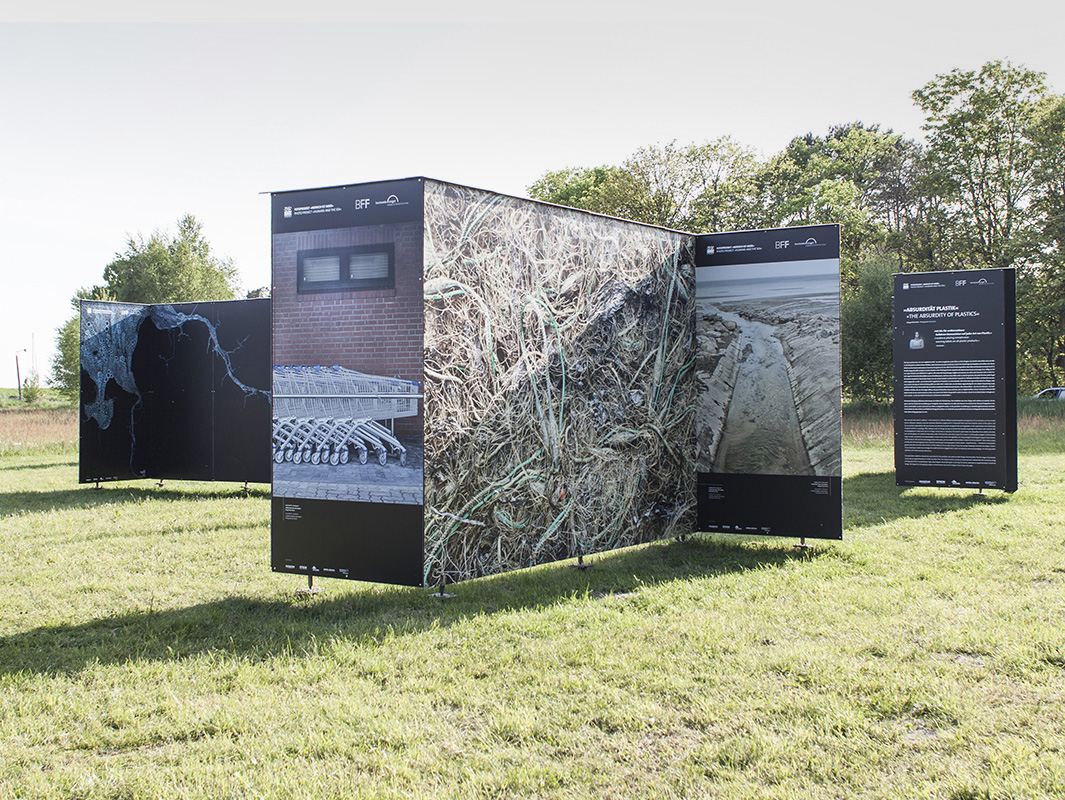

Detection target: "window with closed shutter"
[296, 244, 394, 293]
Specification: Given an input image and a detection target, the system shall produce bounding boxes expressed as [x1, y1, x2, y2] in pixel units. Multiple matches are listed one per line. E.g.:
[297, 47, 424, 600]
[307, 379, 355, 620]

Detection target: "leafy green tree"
[754, 123, 925, 284]
[1027, 95, 1065, 259]
[50, 216, 238, 399]
[676, 137, 763, 232]
[1016, 95, 1065, 393]
[526, 73, 1065, 392]
[841, 252, 896, 401]
[828, 125, 929, 270]
[21, 371, 41, 404]
[528, 138, 763, 232]
[621, 138, 763, 230]
[102, 214, 239, 303]
[527, 165, 647, 221]
[913, 61, 1065, 391]
[913, 60, 1049, 269]
[617, 141, 705, 228]
[891, 149, 957, 273]
[51, 316, 79, 401]
[1017, 264, 1065, 393]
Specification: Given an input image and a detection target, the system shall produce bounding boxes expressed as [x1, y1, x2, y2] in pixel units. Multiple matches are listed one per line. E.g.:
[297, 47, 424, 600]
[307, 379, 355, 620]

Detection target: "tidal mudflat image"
[695, 260, 840, 476]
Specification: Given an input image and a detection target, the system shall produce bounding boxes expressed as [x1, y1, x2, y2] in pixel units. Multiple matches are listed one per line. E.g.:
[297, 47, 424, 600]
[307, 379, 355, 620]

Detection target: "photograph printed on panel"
[270, 363, 423, 505]
[269, 181, 426, 508]
[79, 299, 271, 484]
[695, 258, 840, 477]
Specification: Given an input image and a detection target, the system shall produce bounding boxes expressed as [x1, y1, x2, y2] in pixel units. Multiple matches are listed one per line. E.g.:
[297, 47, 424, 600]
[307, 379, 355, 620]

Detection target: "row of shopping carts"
[271, 365, 420, 467]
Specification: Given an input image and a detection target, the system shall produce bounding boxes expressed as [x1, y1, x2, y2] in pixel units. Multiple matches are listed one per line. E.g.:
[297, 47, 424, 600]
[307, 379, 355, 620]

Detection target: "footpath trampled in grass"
[1, 405, 1064, 798]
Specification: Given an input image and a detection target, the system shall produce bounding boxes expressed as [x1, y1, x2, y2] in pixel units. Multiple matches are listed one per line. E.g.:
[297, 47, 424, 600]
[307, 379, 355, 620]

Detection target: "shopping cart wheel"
[311, 449, 321, 465]
[273, 448, 284, 464]
[399, 452, 407, 467]
[378, 451, 388, 466]
[340, 447, 350, 465]
[330, 451, 340, 466]
[293, 449, 303, 465]
[284, 447, 294, 462]
[358, 449, 367, 465]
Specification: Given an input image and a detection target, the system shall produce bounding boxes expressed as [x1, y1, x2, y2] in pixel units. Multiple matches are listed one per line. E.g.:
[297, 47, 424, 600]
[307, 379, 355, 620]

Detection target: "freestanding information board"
[693, 225, 842, 539]
[79, 298, 271, 485]
[893, 268, 1017, 492]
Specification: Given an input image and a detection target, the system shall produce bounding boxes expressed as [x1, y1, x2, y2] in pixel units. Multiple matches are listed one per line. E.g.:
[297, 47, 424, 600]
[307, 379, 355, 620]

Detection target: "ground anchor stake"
[571, 542, 591, 571]
[295, 575, 321, 596]
[432, 574, 454, 599]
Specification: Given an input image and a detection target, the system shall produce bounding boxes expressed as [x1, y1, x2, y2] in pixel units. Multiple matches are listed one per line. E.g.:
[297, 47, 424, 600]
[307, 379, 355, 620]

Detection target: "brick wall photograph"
[421, 180, 696, 586]
[271, 220, 424, 437]
[271, 220, 425, 506]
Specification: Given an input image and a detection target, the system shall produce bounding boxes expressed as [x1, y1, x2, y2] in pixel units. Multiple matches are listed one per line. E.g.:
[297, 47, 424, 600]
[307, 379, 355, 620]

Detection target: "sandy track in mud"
[710, 308, 812, 475]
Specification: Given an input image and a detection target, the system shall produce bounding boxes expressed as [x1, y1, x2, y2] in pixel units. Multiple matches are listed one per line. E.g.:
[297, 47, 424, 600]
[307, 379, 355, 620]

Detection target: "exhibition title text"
[903, 304, 980, 320]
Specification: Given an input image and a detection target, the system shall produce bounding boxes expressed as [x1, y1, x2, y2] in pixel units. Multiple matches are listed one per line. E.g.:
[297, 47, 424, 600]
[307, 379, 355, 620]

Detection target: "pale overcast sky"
[2, 3, 1063, 386]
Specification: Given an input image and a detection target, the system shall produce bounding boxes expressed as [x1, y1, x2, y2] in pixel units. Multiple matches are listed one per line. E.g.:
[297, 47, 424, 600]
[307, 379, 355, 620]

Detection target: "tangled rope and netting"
[422, 183, 696, 585]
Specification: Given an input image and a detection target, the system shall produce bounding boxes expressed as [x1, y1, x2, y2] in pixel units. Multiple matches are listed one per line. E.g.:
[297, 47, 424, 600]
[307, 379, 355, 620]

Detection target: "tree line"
[52, 60, 1062, 403]
[527, 60, 1065, 399]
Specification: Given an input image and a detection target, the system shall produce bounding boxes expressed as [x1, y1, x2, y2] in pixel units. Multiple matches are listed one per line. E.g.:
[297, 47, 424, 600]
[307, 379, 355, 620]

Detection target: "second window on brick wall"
[297, 244, 394, 293]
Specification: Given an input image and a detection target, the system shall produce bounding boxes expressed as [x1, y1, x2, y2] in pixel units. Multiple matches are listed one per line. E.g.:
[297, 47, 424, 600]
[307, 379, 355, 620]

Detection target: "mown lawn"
[1, 404, 1064, 799]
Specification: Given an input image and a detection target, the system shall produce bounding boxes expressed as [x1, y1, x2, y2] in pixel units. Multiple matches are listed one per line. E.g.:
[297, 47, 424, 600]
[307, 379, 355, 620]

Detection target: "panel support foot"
[431, 575, 454, 599]
[295, 575, 321, 596]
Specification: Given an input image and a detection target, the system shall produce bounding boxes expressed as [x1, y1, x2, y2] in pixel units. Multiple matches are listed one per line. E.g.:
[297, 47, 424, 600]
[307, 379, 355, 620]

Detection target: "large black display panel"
[270, 179, 425, 586]
[694, 225, 842, 539]
[79, 298, 271, 484]
[893, 268, 1017, 491]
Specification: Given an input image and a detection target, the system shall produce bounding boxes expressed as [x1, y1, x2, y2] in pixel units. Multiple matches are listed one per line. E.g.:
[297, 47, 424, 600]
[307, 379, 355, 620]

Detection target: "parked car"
[1033, 387, 1065, 400]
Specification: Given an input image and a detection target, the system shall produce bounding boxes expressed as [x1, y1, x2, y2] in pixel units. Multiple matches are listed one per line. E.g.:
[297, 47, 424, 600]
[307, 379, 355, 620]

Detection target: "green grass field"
[1, 402, 1064, 799]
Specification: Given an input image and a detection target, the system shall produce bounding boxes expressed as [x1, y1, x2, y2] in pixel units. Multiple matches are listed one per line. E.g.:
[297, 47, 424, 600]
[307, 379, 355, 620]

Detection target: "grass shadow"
[0, 534, 826, 678]
[0, 458, 78, 472]
[0, 482, 270, 515]
[844, 470, 1009, 529]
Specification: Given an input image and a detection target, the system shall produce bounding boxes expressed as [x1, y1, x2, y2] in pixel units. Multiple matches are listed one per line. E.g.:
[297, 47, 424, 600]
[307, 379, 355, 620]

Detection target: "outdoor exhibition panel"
[79, 298, 271, 485]
[893, 268, 1017, 492]
[693, 225, 843, 539]
[270, 179, 427, 586]
[270, 178, 696, 587]
[77, 178, 847, 588]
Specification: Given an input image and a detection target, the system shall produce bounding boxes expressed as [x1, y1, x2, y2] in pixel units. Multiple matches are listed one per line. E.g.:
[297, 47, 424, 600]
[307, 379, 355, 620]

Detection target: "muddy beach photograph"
[695, 259, 840, 477]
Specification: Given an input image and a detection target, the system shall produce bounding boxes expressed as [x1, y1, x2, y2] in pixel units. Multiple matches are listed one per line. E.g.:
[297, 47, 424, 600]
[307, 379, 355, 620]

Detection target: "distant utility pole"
[15, 349, 26, 401]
